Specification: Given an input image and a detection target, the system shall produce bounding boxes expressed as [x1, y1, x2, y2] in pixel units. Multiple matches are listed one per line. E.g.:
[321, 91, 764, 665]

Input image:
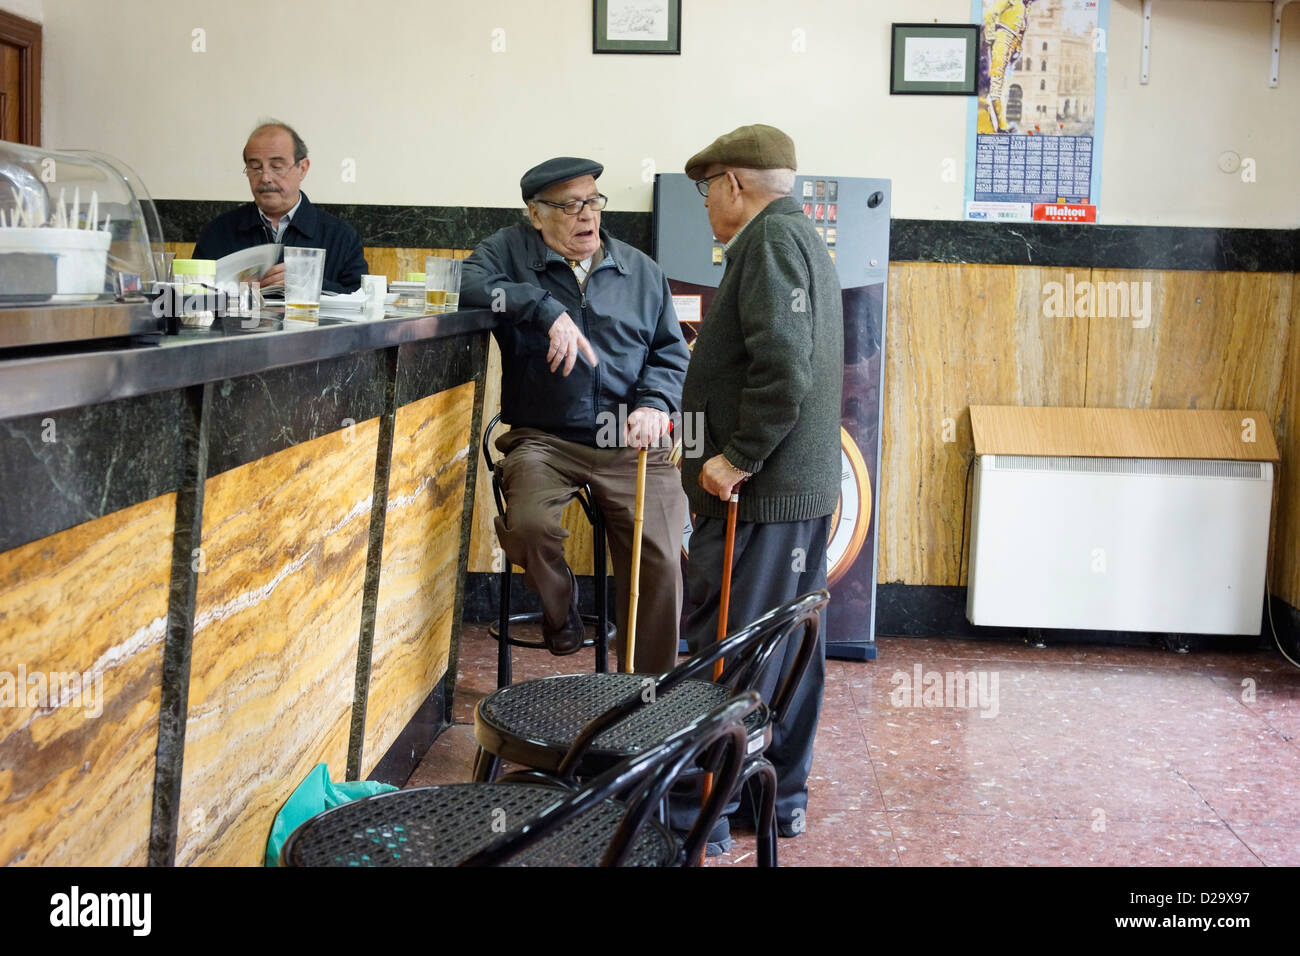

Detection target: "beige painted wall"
[0, 0, 41, 24]
[40, 0, 1300, 226]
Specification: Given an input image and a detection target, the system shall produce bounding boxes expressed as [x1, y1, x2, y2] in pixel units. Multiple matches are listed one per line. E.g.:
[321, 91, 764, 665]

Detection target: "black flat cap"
[520, 157, 604, 200]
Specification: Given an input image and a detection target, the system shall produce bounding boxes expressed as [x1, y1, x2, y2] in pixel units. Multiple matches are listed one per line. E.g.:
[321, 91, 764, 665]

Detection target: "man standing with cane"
[679, 125, 843, 853]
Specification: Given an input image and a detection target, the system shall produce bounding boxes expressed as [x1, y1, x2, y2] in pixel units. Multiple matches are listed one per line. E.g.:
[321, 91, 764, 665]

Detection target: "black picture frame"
[889, 23, 980, 95]
[593, 0, 681, 55]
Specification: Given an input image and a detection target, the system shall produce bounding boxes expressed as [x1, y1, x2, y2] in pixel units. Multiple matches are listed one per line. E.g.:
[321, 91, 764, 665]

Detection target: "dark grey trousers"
[677, 513, 830, 829]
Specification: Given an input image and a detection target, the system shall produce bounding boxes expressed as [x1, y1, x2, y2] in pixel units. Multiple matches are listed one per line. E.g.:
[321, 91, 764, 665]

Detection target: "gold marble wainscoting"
[363, 382, 476, 777]
[165, 239, 1298, 614]
[161, 244, 469, 281]
[0, 495, 174, 866]
[881, 262, 1299, 610]
[176, 420, 379, 867]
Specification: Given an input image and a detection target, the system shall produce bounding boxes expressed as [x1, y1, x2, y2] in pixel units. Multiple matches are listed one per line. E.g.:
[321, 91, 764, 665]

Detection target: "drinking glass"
[284, 247, 326, 323]
[424, 256, 448, 313]
[443, 258, 462, 312]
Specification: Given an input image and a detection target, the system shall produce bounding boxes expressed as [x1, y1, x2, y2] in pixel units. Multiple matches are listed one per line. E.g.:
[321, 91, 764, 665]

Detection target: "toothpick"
[72, 187, 80, 231]
[102, 213, 111, 234]
[57, 187, 66, 229]
[88, 190, 97, 234]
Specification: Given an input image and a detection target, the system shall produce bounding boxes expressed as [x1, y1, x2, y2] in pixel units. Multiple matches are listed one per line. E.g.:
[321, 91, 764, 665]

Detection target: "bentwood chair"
[482, 412, 615, 687]
[279, 693, 761, 867]
[470, 590, 831, 867]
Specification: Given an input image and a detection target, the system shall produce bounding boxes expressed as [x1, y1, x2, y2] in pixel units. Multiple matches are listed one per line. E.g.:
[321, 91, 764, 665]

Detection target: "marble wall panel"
[176, 421, 378, 866]
[363, 383, 475, 776]
[879, 262, 1087, 587]
[0, 496, 173, 865]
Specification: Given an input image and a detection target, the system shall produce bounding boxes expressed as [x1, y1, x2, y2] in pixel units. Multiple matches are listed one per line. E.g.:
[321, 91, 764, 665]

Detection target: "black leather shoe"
[541, 568, 584, 656]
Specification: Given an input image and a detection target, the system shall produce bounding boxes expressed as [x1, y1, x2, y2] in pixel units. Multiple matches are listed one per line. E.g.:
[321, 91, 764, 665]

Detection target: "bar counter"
[0, 306, 494, 866]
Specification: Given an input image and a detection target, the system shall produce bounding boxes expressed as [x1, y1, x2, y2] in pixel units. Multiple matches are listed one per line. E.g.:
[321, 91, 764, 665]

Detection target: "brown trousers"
[493, 428, 687, 673]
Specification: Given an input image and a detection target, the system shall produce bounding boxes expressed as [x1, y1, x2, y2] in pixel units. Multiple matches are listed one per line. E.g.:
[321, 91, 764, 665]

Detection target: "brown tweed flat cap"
[684, 124, 797, 180]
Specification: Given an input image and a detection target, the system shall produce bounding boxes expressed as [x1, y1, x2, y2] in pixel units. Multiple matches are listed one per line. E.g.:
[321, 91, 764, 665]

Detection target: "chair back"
[461, 691, 760, 866]
[481, 411, 507, 515]
[557, 590, 829, 776]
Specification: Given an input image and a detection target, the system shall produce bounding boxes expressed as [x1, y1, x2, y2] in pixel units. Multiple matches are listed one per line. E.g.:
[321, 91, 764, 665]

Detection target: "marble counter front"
[0, 307, 492, 865]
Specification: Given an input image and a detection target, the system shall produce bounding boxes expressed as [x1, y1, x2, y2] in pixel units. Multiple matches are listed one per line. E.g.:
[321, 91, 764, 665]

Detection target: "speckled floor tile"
[707, 808, 900, 867]
[1225, 824, 1300, 866]
[1173, 730, 1300, 827]
[807, 711, 885, 812]
[887, 813, 1263, 866]
[406, 722, 480, 787]
[406, 624, 1300, 865]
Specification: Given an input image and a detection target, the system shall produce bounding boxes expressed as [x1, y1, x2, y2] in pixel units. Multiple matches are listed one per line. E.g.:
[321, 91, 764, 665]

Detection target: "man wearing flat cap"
[461, 158, 690, 671]
[678, 125, 843, 852]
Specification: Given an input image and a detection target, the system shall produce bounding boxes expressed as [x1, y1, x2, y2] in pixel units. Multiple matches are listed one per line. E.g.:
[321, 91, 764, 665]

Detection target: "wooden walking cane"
[700, 487, 740, 859]
[624, 446, 648, 674]
[627, 421, 675, 673]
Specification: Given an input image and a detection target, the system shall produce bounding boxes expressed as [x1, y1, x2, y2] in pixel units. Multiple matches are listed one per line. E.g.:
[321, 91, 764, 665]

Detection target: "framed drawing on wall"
[890, 23, 979, 95]
[593, 0, 682, 55]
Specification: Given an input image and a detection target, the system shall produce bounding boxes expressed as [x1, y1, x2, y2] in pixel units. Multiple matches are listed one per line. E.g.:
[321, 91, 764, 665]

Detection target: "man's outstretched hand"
[547, 312, 599, 376]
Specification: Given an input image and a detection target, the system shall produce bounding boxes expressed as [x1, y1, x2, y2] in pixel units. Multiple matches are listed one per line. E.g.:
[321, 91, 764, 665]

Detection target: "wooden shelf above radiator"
[969, 406, 1280, 462]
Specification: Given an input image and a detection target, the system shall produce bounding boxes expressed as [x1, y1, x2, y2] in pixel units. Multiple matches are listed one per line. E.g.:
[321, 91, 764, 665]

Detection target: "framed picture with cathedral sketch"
[890, 23, 980, 94]
[593, 0, 681, 54]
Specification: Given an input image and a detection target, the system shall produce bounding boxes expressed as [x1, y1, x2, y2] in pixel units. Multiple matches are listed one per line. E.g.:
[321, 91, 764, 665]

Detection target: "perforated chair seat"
[475, 673, 771, 775]
[280, 783, 679, 867]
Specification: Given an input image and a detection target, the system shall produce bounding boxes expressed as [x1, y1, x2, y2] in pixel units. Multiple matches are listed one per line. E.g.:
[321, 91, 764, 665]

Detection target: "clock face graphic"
[680, 427, 871, 587]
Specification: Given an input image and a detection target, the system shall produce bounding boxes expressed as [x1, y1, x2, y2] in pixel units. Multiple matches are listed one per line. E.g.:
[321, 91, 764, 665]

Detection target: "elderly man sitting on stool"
[461, 157, 690, 672]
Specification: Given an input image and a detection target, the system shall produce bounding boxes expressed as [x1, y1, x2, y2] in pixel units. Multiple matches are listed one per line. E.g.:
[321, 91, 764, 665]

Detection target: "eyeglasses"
[533, 194, 608, 216]
[242, 160, 300, 178]
[695, 171, 729, 197]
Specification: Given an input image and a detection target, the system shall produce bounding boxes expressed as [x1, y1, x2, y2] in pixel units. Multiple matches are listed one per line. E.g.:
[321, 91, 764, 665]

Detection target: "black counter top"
[0, 306, 496, 421]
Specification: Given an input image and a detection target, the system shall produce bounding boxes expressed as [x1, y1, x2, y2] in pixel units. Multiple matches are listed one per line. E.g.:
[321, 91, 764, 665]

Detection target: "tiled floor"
[408, 623, 1300, 866]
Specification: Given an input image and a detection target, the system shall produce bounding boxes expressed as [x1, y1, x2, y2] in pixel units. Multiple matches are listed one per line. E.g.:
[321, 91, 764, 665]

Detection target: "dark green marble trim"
[873, 583, 1294, 652]
[346, 346, 399, 782]
[147, 382, 210, 868]
[156, 199, 1297, 273]
[442, 334, 489, 725]
[365, 683, 446, 788]
[0, 390, 187, 553]
[204, 350, 390, 478]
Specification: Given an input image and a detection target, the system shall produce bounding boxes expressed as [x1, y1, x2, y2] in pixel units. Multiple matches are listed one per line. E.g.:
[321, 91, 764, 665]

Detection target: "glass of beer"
[284, 247, 326, 323]
[443, 258, 462, 313]
[425, 256, 448, 313]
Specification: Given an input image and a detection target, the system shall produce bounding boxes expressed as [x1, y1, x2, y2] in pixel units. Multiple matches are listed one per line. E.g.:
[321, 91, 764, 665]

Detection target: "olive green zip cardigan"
[681, 195, 844, 523]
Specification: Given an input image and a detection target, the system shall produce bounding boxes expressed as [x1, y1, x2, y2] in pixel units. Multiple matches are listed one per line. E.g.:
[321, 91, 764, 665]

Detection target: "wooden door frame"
[0, 10, 40, 146]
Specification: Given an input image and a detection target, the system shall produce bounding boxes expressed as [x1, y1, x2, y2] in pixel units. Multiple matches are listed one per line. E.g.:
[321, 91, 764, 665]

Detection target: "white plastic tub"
[0, 227, 111, 296]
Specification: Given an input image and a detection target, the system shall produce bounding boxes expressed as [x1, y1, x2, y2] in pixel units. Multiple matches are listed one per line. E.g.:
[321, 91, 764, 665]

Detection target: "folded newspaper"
[215, 243, 282, 295]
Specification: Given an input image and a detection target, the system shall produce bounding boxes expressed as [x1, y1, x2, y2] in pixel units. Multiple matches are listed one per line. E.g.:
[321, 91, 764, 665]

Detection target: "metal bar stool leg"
[497, 558, 513, 689]
[593, 507, 609, 674]
[472, 745, 501, 783]
[751, 762, 779, 868]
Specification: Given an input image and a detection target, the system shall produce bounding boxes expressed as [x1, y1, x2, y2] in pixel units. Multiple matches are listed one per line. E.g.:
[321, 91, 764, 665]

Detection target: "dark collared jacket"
[461, 224, 689, 447]
[191, 191, 367, 293]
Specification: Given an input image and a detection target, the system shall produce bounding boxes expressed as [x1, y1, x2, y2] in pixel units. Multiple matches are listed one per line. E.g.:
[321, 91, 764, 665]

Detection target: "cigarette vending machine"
[653, 173, 890, 660]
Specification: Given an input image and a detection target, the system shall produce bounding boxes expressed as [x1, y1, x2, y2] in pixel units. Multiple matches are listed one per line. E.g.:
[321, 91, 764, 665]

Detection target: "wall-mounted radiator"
[965, 407, 1279, 637]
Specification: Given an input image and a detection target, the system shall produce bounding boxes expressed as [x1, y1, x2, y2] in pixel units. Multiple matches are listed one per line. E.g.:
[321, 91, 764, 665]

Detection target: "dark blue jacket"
[192, 191, 367, 293]
[462, 224, 689, 447]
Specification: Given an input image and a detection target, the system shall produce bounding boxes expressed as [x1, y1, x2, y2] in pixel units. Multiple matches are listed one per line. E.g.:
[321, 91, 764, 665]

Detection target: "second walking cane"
[624, 446, 648, 673]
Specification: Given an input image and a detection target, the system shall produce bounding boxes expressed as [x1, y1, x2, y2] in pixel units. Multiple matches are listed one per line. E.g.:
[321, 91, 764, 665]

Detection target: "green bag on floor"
[266, 763, 397, 866]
